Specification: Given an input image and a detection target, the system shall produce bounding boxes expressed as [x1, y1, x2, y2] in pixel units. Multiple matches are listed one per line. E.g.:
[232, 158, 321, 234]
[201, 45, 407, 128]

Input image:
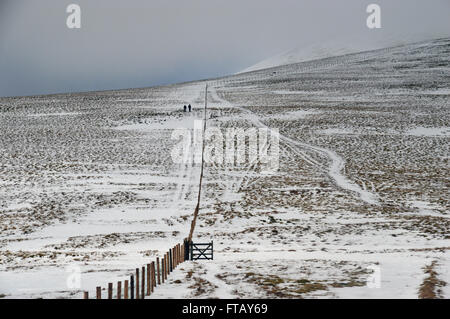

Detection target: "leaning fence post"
[124, 280, 129, 299]
[117, 281, 122, 299]
[96, 286, 102, 299]
[136, 268, 140, 299]
[83, 291, 89, 299]
[130, 275, 134, 299]
[157, 257, 161, 285]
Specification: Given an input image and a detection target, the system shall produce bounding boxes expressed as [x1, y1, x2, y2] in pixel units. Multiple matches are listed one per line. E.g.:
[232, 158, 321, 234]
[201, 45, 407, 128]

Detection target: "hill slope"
[239, 35, 442, 74]
[0, 38, 449, 299]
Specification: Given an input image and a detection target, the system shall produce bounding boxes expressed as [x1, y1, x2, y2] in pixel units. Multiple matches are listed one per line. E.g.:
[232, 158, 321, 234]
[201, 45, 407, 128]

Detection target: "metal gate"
[190, 241, 213, 260]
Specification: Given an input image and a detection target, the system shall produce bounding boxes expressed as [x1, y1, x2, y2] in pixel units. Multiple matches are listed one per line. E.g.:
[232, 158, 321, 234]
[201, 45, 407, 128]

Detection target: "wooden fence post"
[153, 261, 157, 288]
[141, 266, 145, 299]
[150, 261, 156, 292]
[174, 245, 178, 268]
[96, 286, 101, 299]
[108, 283, 113, 299]
[151, 262, 155, 292]
[184, 239, 188, 261]
[174, 245, 177, 268]
[164, 253, 167, 277]
[184, 239, 190, 261]
[117, 281, 122, 299]
[173, 246, 176, 268]
[157, 257, 161, 285]
[147, 264, 151, 296]
[180, 244, 184, 263]
[83, 291, 89, 299]
[165, 253, 169, 279]
[124, 280, 129, 299]
[136, 268, 140, 299]
[164, 256, 168, 281]
[169, 249, 173, 272]
[166, 252, 169, 278]
[161, 257, 165, 283]
[130, 275, 134, 299]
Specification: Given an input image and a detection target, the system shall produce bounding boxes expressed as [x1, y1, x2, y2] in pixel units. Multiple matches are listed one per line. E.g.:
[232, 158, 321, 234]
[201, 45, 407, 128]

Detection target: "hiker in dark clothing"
[184, 105, 187, 112]
[188, 104, 192, 112]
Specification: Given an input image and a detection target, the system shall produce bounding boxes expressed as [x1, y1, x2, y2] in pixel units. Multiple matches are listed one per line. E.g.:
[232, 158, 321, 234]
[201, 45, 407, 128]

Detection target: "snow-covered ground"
[0, 38, 449, 299]
[238, 35, 445, 74]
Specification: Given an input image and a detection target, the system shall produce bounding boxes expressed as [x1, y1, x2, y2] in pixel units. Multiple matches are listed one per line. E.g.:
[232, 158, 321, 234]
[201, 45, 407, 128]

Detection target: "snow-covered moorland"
[0, 38, 449, 299]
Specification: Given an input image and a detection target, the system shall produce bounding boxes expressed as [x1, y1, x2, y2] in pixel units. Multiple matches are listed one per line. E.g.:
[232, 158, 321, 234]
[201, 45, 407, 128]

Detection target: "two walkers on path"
[183, 104, 192, 112]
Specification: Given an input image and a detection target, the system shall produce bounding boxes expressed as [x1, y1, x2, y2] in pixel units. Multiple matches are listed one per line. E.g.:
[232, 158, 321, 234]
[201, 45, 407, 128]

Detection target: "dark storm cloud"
[0, 0, 449, 97]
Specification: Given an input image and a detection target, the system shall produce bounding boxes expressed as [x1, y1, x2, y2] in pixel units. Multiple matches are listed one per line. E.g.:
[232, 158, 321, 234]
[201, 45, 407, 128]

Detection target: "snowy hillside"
[0, 38, 449, 299]
[239, 35, 439, 73]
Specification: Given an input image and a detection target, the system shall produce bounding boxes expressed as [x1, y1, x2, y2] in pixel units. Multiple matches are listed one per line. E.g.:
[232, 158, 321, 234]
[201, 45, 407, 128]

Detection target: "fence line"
[83, 241, 186, 299]
[187, 84, 208, 242]
[83, 84, 211, 299]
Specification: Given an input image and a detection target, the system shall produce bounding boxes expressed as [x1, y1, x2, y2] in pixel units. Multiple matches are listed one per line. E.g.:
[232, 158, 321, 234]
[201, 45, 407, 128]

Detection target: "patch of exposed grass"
[294, 283, 327, 294]
[418, 261, 446, 299]
[244, 273, 327, 297]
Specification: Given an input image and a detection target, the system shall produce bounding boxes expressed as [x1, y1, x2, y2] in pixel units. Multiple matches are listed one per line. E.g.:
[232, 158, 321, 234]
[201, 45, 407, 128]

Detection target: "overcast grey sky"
[0, 0, 449, 97]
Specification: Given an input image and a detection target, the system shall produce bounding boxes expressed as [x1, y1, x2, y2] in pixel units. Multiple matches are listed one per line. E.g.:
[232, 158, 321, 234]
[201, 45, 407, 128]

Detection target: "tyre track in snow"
[209, 85, 379, 206]
[169, 84, 204, 209]
[205, 90, 262, 201]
